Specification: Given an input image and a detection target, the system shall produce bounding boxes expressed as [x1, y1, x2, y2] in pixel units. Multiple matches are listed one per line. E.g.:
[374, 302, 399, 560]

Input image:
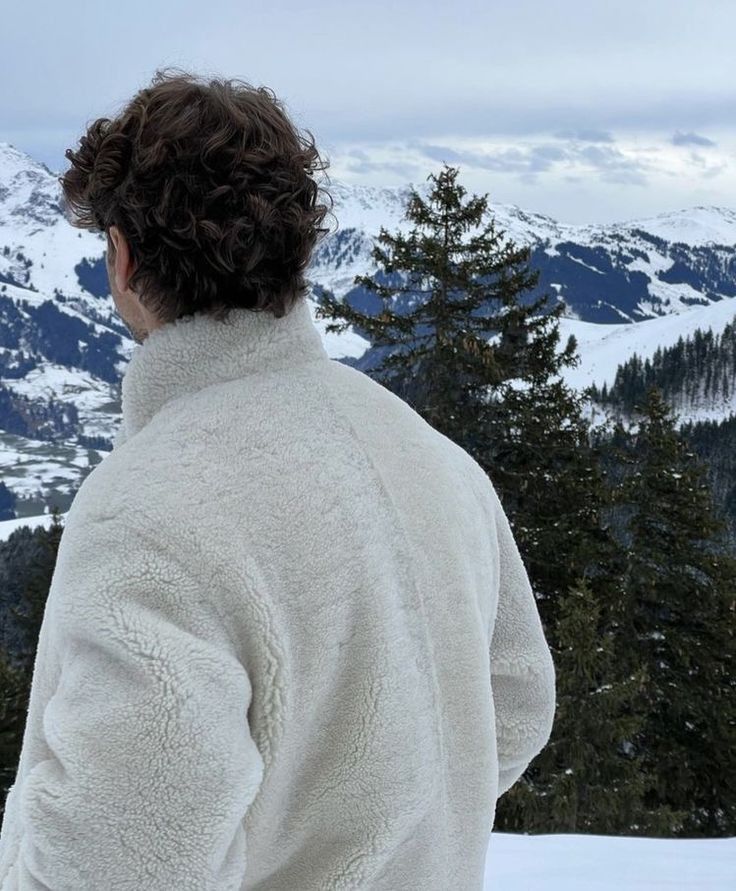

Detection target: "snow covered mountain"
[315, 181, 736, 324]
[0, 140, 735, 520]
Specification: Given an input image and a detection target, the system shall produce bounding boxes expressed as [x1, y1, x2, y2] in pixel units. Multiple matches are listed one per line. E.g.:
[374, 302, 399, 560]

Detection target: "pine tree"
[315, 163, 579, 462]
[500, 573, 665, 834]
[0, 653, 30, 811]
[10, 507, 64, 670]
[0, 507, 64, 816]
[316, 163, 599, 602]
[316, 163, 653, 832]
[0, 482, 16, 522]
[616, 384, 736, 836]
[490, 379, 612, 610]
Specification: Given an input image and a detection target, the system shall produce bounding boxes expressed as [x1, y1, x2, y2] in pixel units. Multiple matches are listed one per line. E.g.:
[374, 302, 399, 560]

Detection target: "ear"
[108, 225, 134, 295]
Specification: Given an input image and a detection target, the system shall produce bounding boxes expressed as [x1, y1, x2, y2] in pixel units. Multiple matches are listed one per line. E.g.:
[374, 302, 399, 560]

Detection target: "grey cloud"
[528, 144, 569, 171]
[414, 144, 468, 165]
[686, 150, 728, 179]
[701, 163, 727, 179]
[414, 141, 560, 174]
[343, 157, 417, 178]
[411, 139, 648, 186]
[671, 130, 716, 146]
[578, 144, 649, 186]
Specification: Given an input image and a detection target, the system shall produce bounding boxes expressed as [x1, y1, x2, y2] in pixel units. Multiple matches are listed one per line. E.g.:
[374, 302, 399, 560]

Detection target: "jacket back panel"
[149, 357, 502, 889]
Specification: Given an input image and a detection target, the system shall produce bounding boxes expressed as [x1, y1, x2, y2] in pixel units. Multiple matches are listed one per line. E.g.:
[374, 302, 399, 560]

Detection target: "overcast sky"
[1, 0, 734, 224]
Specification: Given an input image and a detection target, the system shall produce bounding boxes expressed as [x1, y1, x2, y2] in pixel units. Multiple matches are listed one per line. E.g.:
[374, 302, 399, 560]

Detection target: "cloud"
[342, 157, 417, 178]
[553, 128, 615, 142]
[577, 144, 649, 185]
[671, 130, 716, 146]
[685, 149, 728, 179]
[413, 141, 566, 174]
[408, 138, 649, 186]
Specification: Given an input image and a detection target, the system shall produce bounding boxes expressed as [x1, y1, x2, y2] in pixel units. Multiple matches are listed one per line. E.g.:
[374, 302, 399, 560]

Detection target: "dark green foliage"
[0, 508, 64, 814]
[9, 510, 64, 669]
[316, 164, 579, 460]
[0, 483, 16, 522]
[502, 574, 683, 835]
[588, 320, 736, 419]
[679, 413, 736, 547]
[0, 654, 30, 802]
[613, 385, 736, 836]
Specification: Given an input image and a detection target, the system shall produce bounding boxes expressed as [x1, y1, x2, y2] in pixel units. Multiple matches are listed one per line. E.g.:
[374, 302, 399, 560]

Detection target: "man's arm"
[0, 508, 264, 890]
[488, 485, 557, 798]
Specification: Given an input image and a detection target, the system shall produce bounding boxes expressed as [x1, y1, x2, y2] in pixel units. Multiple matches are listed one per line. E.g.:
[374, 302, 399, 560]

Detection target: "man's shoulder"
[67, 426, 188, 543]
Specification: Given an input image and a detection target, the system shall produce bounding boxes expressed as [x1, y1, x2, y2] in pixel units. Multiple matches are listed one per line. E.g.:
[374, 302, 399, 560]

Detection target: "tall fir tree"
[315, 164, 651, 832]
[316, 163, 578, 462]
[615, 384, 736, 836]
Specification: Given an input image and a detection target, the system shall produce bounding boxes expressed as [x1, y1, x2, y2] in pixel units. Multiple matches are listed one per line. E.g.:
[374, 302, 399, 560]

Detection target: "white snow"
[0, 432, 95, 500]
[613, 205, 736, 247]
[0, 510, 67, 540]
[554, 296, 736, 427]
[308, 300, 371, 360]
[484, 831, 735, 890]
[556, 295, 736, 393]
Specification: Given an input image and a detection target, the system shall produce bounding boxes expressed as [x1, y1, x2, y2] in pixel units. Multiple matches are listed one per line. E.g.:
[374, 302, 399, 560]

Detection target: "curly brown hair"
[60, 67, 335, 321]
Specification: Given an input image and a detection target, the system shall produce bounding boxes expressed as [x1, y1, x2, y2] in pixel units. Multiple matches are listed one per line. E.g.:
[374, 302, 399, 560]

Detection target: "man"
[0, 67, 556, 889]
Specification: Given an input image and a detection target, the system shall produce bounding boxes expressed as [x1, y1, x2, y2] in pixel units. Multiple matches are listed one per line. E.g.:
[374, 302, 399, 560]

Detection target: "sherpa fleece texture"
[0, 296, 556, 890]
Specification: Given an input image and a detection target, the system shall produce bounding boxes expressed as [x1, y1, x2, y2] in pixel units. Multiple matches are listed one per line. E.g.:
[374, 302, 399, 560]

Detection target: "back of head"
[60, 67, 334, 323]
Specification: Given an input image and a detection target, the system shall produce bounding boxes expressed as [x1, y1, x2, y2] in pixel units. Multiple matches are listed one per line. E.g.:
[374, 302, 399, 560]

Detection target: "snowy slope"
[1, 139, 736, 516]
[559, 302, 736, 391]
[614, 205, 736, 247]
[0, 142, 109, 300]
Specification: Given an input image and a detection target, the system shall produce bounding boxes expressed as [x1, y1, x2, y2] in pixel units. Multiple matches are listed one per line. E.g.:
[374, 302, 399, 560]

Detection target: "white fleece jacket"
[0, 296, 556, 890]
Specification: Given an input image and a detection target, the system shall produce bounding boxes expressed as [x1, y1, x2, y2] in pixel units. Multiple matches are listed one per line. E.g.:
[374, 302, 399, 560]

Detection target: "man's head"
[60, 67, 334, 343]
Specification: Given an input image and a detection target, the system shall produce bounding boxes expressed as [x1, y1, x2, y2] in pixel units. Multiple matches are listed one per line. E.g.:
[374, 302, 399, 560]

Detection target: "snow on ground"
[556, 297, 736, 392]
[484, 831, 735, 890]
[614, 205, 736, 248]
[0, 510, 67, 540]
[0, 433, 94, 500]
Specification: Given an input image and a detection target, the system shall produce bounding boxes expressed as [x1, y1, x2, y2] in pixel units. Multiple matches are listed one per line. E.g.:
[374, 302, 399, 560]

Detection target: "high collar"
[112, 297, 329, 449]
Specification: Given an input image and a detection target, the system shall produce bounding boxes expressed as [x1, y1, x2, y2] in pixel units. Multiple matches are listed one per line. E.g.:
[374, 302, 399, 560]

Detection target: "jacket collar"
[113, 297, 329, 449]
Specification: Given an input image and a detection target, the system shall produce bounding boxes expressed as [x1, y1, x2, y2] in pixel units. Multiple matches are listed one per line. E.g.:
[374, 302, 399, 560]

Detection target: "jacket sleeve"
[488, 486, 557, 798]
[0, 509, 265, 891]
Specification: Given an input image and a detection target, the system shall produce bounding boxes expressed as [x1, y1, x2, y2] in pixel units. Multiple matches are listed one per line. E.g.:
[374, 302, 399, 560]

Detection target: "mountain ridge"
[0, 140, 734, 518]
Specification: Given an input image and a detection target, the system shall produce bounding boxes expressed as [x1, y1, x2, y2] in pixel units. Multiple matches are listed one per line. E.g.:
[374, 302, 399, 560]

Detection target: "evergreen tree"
[316, 163, 652, 833]
[616, 384, 736, 836]
[10, 507, 64, 669]
[0, 653, 30, 810]
[315, 163, 579, 463]
[315, 163, 596, 597]
[500, 573, 674, 834]
[0, 507, 64, 815]
[0, 483, 16, 522]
